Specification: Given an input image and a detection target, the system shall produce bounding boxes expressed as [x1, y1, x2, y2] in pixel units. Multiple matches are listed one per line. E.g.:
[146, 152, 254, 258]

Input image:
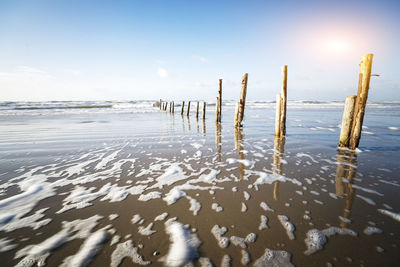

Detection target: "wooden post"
[234, 102, 240, 127]
[217, 79, 222, 122]
[216, 97, 220, 122]
[186, 101, 191, 117]
[165, 102, 168, 111]
[172, 101, 174, 113]
[338, 95, 356, 147]
[279, 65, 288, 136]
[181, 101, 185, 115]
[234, 73, 248, 127]
[169, 101, 172, 113]
[349, 54, 374, 149]
[275, 94, 282, 136]
[196, 101, 199, 119]
[202, 102, 206, 120]
[159, 99, 162, 110]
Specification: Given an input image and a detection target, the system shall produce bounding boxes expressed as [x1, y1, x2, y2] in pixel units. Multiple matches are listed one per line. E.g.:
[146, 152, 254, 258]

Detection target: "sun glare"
[325, 39, 350, 53]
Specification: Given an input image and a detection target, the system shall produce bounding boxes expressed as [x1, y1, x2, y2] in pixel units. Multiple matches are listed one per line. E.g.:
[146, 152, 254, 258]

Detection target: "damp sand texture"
[0, 100, 399, 266]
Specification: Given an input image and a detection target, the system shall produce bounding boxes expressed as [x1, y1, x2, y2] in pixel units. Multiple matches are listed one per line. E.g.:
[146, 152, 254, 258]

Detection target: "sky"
[0, 0, 399, 101]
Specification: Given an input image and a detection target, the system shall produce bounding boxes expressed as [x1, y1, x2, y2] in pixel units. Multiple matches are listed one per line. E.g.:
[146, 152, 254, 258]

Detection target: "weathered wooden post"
[217, 79, 222, 122]
[181, 101, 185, 115]
[275, 94, 282, 136]
[169, 101, 172, 113]
[165, 102, 168, 111]
[159, 99, 162, 110]
[196, 101, 199, 119]
[172, 101, 174, 113]
[216, 97, 220, 122]
[186, 101, 191, 117]
[280, 65, 287, 136]
[234, 73, 248, 127]
[202, 102, 206, 120]
[338, 96, 356, 147]
[349, 54, 374, 149]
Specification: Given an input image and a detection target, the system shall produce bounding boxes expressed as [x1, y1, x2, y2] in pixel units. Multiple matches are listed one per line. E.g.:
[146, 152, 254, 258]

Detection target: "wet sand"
[0, 106, 399, 266]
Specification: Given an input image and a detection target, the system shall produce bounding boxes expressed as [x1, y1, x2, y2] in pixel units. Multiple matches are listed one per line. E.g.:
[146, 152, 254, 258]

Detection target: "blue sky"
[0, 0, 399, 101]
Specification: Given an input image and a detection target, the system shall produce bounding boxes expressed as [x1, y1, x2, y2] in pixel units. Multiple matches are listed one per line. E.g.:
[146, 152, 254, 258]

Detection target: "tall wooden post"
[216, 97, 220, 122]
[165, 102, 168, 111]
[202, 102, 206, 120]
[186, 101, 191, 117]
[172, 101, 174, 113]
[196, 102, 199, 119]
[279, 65, 287, 136]
[217, 79, 222, 122]
[169, 101, 172, 113]
[234, 73, 248, 127]
[275, 94, 282, 136]
[181, 101, 185, 115]
[159, 99, 162, 110]
[338, 96, 356, 147]
[349, 54, 374, 149]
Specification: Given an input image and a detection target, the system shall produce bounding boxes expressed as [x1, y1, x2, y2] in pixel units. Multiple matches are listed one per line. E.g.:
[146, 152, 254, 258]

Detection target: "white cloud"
[157, 68, 168, 78]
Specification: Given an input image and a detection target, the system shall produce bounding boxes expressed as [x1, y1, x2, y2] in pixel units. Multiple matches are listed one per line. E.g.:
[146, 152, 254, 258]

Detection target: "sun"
[325, 38, 350, 53]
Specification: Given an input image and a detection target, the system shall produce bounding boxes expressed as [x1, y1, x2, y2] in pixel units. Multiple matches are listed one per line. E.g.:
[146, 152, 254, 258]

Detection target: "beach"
[0, 100, 399, 266]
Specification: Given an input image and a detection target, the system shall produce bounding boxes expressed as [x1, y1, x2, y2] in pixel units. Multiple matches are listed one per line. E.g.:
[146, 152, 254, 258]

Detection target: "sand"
[0, 101, 399, 266]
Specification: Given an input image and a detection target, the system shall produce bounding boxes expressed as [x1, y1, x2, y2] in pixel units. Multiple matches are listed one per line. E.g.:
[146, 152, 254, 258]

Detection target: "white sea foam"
[241, 250, 251, 265]
[226, 158, 255, 167]
[211, 225, 229, 248]
[15, 215, 103, 267]
[138, 223, 156, 236]
[259, 215, 269, 230]
[278, 215, 295, 240]
[138, 191, 162, 201]
[110, 240, 150, 267]
[60, 228, 108, 267]
[211, 203, 223, 212]
[378, 209, 400, 222]
[260, 202, 274, 212]
[363, 226, 383, 235]
[154, 212, 169, 221]
[254, 248, 294, 267]
[241, 202, 248, 212]
[356, 195, 376, 205]
[0, 237, 17, 252]
[160, 219, 201, 267]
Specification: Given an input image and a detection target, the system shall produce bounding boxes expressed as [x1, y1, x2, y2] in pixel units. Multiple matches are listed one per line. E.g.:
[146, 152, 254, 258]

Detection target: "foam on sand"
[259, 215, 269, 230]
[253, 248, 294, 267]
[138, 223, 156, 236]
[260, 202, 274, 212]
[0, 237, 17, 252]
[278, 215, 296, 240]
[110, 240, 150, 267]
[60, 228, 108, 267]
[304, 227, 357, 255]
[363, 226, 383, 235]
[211, 225, 230, 248]
[378, 209, 400, 222]
[160, 219, 202, 267]
[15, 215, 103, 267]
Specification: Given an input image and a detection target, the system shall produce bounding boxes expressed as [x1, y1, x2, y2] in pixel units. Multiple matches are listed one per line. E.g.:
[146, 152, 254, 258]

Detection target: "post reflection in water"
[216, 122, 222, 162]
[202, 118, 206, 136]
[196, 117, 200, 134]
[334, 149, 357, 228]
[234, 127, 245, 179]
[272, 136, 286, 201]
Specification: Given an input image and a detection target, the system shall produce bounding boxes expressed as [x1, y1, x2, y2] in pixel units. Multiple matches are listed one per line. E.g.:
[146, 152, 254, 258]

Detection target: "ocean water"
[0, 100, 399, 266]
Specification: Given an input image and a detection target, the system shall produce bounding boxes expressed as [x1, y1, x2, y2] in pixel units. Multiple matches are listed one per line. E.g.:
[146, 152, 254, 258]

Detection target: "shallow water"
[0, 101, 399, 266]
